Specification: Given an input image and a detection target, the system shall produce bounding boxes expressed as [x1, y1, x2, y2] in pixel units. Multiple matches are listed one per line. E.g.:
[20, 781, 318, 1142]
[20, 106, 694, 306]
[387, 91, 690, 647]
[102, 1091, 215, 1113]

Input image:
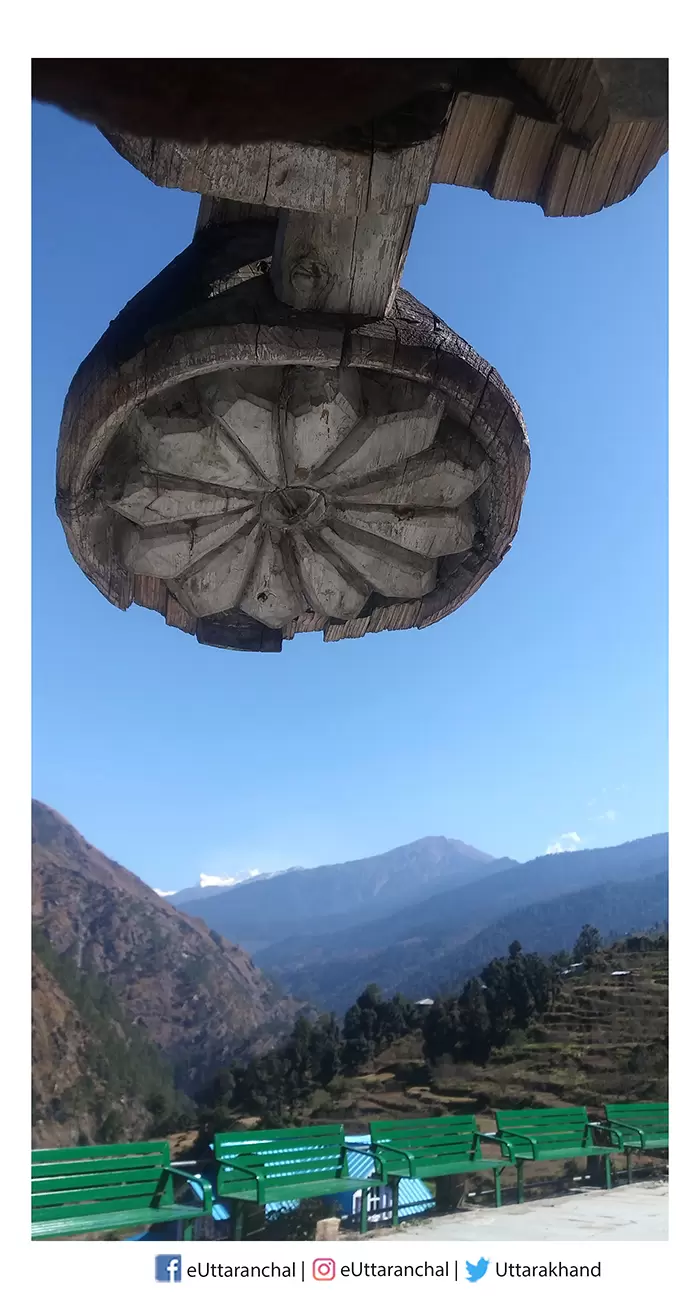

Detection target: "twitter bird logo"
[465, 1258, 490, 1283]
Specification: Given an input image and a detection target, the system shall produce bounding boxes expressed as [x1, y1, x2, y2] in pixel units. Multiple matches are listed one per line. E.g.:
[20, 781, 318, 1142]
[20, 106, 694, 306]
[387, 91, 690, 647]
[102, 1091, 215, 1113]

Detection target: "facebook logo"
[155, 1256, 182, 1283]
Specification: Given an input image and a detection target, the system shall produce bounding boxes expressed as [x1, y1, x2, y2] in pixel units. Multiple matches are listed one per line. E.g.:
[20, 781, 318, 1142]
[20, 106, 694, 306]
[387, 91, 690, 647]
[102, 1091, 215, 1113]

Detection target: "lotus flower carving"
[109, 364, 492, 628]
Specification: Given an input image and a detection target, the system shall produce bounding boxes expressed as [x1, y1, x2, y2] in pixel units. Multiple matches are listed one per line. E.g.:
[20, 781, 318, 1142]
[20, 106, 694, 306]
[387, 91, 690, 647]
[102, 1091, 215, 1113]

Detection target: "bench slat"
[32, 1141, 169, 1164]
[216, 1126, 343, 1148]
[33, 1189, 170, 1215]
[369, 1117, 510, 1176]
[218, 1156, 340, 1170]
[371, 1116, 478, 1132]
[32, 1203, 205, 1239]
[32, 1167, 164, 1195]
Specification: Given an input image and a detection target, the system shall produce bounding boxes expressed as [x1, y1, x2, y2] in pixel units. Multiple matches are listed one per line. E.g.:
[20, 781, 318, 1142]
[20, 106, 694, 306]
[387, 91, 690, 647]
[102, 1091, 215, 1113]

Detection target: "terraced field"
[304, 943, 668, 1132]
[294, 942, 668, 1198]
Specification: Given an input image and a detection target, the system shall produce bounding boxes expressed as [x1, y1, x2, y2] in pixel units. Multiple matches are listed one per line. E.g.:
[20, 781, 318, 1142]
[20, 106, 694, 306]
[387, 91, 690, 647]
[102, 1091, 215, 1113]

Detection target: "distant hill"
[257, 835, 668, 1009]
[176, 836, 498, 952]
[280, 870, 668, 1010]
[31, 801, 303, 1146]
[422, 871, 669, 996]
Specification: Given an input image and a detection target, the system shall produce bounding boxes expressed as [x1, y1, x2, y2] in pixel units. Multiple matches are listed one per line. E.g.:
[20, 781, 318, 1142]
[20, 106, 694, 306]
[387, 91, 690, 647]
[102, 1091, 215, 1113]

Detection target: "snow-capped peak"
[199, 870, 260, 888]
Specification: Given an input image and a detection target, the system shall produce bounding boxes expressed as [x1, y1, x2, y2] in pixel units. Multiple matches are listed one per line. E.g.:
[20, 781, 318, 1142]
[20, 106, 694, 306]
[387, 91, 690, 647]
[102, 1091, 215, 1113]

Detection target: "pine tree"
[422, 998, 460, 1065]
[573, 924, 602, 961]
[456, 978, 492, 1064]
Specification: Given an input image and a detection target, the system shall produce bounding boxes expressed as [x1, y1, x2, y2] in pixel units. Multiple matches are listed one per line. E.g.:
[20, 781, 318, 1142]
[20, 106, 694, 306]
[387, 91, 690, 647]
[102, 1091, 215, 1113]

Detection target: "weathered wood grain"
[56, 230, 529, 652]
[432, 58, 667, 216]
[270, 208, 416, 315]
[109, 133, 438, 216]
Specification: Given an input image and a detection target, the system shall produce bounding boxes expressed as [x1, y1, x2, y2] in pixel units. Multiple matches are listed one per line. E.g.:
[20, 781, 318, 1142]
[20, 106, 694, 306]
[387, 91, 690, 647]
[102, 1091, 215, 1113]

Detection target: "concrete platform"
[387, 1182, 668, 1242]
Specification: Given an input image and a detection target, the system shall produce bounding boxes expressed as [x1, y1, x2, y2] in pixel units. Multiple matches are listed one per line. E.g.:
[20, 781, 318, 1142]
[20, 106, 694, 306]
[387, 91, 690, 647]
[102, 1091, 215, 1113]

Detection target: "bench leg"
[516, 1161, 525, 1205]
[183, 1220, 194, 1242]
[627, 1150, 633, 1185]
[233, 1204, 244, 1242]
[390, 1178, 400, 1229]
[360, 1188, 368, 1235]
[493, 1167, 502, 1209]
[603, 1155, 612, 1190]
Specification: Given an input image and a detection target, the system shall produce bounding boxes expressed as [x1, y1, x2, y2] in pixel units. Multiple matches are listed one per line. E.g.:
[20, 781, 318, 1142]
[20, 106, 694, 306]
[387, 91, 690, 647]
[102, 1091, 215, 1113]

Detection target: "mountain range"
[172, 832, 668, 1011]
[178, 837, 496, 954]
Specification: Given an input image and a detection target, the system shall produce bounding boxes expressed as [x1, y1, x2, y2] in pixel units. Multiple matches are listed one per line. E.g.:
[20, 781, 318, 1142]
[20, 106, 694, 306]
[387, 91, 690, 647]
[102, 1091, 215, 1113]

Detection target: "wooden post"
[271, 208, 417, 316]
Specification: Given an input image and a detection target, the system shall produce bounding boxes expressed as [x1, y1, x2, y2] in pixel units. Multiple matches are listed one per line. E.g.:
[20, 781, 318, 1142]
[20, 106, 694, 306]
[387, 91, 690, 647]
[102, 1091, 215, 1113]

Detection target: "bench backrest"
[32, 1141, 171, 1225]
[369, 1116, 479, 1163]
[495, 1107, 593, 1155]
[215, 1126, 347, 1198]
[604, 1102, 668, 1138]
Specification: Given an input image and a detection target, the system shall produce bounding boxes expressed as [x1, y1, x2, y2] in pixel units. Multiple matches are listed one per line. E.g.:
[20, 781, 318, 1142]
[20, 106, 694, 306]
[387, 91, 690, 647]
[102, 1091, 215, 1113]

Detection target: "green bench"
[32, 1140, 213, 1240]
[494, 1107, 623, 1203]
[215, 1124, 382, 1235]
[369, 1116, 513, 1222]
[603, 1103, 669, 1182]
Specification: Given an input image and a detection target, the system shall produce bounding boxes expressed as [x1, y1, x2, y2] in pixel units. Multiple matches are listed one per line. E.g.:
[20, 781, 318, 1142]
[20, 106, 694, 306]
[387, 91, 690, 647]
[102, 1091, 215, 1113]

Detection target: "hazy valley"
[31, 801, 667, 1147]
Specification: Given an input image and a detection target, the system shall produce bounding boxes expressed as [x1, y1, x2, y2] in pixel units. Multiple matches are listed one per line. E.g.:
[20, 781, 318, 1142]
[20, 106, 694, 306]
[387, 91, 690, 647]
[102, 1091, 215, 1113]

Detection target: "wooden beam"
[109, 133, 438, 216]
[195, 196, 279, 232]
[270, 207, 417, 315]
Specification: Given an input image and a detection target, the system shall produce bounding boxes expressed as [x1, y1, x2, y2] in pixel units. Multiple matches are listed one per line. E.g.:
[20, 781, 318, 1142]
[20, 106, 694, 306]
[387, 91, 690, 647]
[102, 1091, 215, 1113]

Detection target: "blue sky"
[32, 104, 668, 891]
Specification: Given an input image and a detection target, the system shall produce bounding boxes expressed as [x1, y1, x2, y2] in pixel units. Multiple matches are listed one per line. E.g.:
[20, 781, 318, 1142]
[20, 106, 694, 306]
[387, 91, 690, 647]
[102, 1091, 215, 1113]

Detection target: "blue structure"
[129, 1134, 434, 1239]
[323, 1135, 434, 1226]
[213, 1134, 433, 1227]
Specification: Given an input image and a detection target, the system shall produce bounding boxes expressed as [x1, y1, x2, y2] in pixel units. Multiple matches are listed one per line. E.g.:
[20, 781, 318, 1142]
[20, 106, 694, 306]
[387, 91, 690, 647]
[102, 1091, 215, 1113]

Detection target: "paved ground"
[385, 1182, 668, 1242]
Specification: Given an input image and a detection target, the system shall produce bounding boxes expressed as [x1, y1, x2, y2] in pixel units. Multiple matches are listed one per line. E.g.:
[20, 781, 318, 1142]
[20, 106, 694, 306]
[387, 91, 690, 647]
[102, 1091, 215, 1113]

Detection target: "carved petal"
[120, 510, 257, 579]
[196, 369, 284, 485]
[313, 392, 444, 490]
[112, 471, 255, 525]
[335, 505, 474, 558]
[283, 367, 363, 477]
[135, 408, 268, 491]
[291, 532, 368, 619]
[239, 531, 306, 628]
[337, 449, 489, 508]
[321, 524, 435, 598]
[174, 523, 262, 616]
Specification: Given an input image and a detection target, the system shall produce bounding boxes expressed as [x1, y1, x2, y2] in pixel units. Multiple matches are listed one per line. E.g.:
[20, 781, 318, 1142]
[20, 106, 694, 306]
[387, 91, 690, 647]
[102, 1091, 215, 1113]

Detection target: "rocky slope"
[31, 801, 302, 1109]
[32, 938, 180, 1148]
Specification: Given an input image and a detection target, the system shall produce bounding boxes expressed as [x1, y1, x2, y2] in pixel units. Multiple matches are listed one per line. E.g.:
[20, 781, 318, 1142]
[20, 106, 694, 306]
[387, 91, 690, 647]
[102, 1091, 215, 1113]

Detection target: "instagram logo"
[313, 1258, 336, 1281]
